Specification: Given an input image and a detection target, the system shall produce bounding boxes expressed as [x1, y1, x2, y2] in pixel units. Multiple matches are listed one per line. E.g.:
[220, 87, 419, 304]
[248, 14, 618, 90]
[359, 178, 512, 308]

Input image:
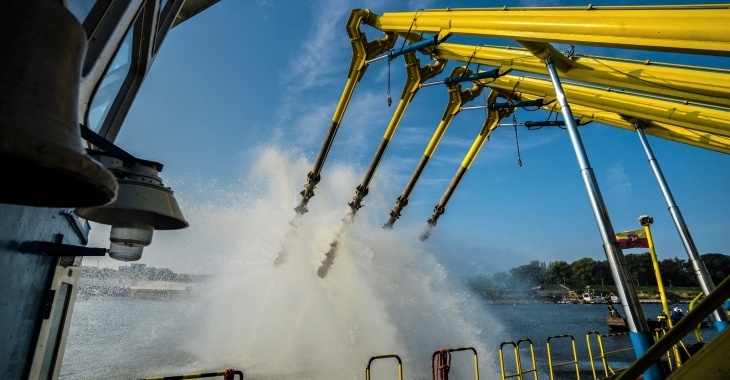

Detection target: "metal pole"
[642, 221, 674, 327]
[634, 122, 728, 331]
[544, 56, 663, 380]
[642, 219, 683, 366]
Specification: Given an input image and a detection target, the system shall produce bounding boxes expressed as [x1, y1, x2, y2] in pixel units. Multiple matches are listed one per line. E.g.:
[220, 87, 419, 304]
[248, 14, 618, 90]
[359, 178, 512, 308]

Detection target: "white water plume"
[165, 146, 504, 379]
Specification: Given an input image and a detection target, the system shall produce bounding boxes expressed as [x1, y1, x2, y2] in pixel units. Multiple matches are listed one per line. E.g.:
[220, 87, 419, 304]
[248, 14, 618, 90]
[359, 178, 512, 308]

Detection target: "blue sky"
[109, 0, 730, 274]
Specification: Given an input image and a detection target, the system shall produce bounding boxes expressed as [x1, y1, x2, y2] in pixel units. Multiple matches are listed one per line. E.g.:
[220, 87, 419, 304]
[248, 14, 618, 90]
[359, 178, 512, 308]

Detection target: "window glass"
[39, 283, 72, 380]
[87, 29, 134, 132]
[63, 0, 97, 24]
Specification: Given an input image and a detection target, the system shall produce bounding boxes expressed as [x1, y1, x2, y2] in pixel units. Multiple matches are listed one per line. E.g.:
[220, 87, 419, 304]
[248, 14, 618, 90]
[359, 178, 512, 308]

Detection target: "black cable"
[507, 78, 520, 102]
[571, 46, 715, 99]
[387, 8, 424, 107]
[483, 91, 488, 121]
[457, 50, 476, 82]
[512, 113, 523, 166]
[396, 9, 422, 54]
[387, 59, 392, 106]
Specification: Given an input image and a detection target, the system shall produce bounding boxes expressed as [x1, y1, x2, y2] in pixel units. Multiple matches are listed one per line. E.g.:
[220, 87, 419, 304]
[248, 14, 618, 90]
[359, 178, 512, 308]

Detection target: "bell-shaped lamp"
[75, 153, 187, 261]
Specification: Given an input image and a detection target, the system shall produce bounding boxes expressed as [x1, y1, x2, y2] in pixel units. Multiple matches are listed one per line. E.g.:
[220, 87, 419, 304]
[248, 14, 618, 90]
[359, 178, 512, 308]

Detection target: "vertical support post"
[643, 220, 683, 366]
[643, 222, 673, 326]
[544, 56, 663, 380]
[634, 122, 728, 332]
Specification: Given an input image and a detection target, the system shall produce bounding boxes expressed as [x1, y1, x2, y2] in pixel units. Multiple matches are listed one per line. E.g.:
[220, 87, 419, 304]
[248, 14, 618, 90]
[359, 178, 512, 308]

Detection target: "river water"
[59, 150, 719, 379]
[60, 296, 714, 379]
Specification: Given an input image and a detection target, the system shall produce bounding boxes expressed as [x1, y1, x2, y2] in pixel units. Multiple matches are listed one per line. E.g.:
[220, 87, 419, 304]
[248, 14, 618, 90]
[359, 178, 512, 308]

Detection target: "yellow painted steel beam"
[488, 76, 730, 137]
[461, 91, 510, 169]
[421, 91, 510, 233]
[425, 66, 484, 158]
[665, 324, 730, 380]
[384, 66, 483, 228]
[496, 86, 730, 154]
[369, 5, 730, 56]
[432, 43, 730, 108]
[348, 53, 446, 213]
[383, 55, 447, 141]
[294, 9, 396, 214]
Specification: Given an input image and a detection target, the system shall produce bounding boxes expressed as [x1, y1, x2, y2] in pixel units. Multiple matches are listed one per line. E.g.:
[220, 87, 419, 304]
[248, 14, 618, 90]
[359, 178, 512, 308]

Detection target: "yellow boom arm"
[486, 75, 730, 154]
[370, 5, 730, 56]
[432, 43, 730, 108]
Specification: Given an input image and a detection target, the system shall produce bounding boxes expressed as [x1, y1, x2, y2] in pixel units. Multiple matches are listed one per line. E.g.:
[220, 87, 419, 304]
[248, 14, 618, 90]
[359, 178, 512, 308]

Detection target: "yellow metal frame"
[383, 54, 446, 141]
[310, 5, 730, 230]
[546, 335, 580, 380]
[585, 331, 633, 379]
[689, 292, 706, 343]
[651, 327, 692, 372]
[295, 9, 397, 213]
[486, 75, 730, 154]
[370, 5, 730, 56]
[365, 354, 403, 380]
[431, 43, 730, 108]
[664, 323, 730, 380]
[355, 5, 730, 155]
[459, 91, 511, 170]
[643, 223, 686, 367]
[499, 339, 539, 380]
[425, 66, 484, 158]
[617, 274, 730, 379]
[140, 369, 243, 380]
[337, 9, 397, 127]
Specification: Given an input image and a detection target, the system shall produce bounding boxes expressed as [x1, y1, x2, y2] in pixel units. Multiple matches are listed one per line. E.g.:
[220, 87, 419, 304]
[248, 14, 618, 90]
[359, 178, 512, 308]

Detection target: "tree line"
[467, 253, 729, 299]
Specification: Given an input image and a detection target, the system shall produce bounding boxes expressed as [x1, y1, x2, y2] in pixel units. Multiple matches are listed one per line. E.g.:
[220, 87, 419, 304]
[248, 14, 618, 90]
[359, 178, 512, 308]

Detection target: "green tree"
[660, 257, 694, 287]
[700, 253, 730, 285]
[510, 260, 549, 286]
[596, 260, 614, 285]
[624, 252, 654, 287]
[548, 260, 572, 285]
[570, 257, 602, 285]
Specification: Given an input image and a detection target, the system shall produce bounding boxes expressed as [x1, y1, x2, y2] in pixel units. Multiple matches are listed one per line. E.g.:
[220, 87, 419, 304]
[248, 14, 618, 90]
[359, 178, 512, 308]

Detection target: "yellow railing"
[500, 339, 539, 380]
[546, 334, 580, 380]
[585, 331, 633, 379]
[365, 354, 403, 380]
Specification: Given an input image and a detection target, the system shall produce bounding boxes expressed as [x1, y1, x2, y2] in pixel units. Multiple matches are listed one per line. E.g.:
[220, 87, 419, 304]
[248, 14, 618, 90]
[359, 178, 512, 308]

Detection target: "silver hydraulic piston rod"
[633, 121, 728, 331]
[544, 55, 664, 380]
[460, 98, 543, 111]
